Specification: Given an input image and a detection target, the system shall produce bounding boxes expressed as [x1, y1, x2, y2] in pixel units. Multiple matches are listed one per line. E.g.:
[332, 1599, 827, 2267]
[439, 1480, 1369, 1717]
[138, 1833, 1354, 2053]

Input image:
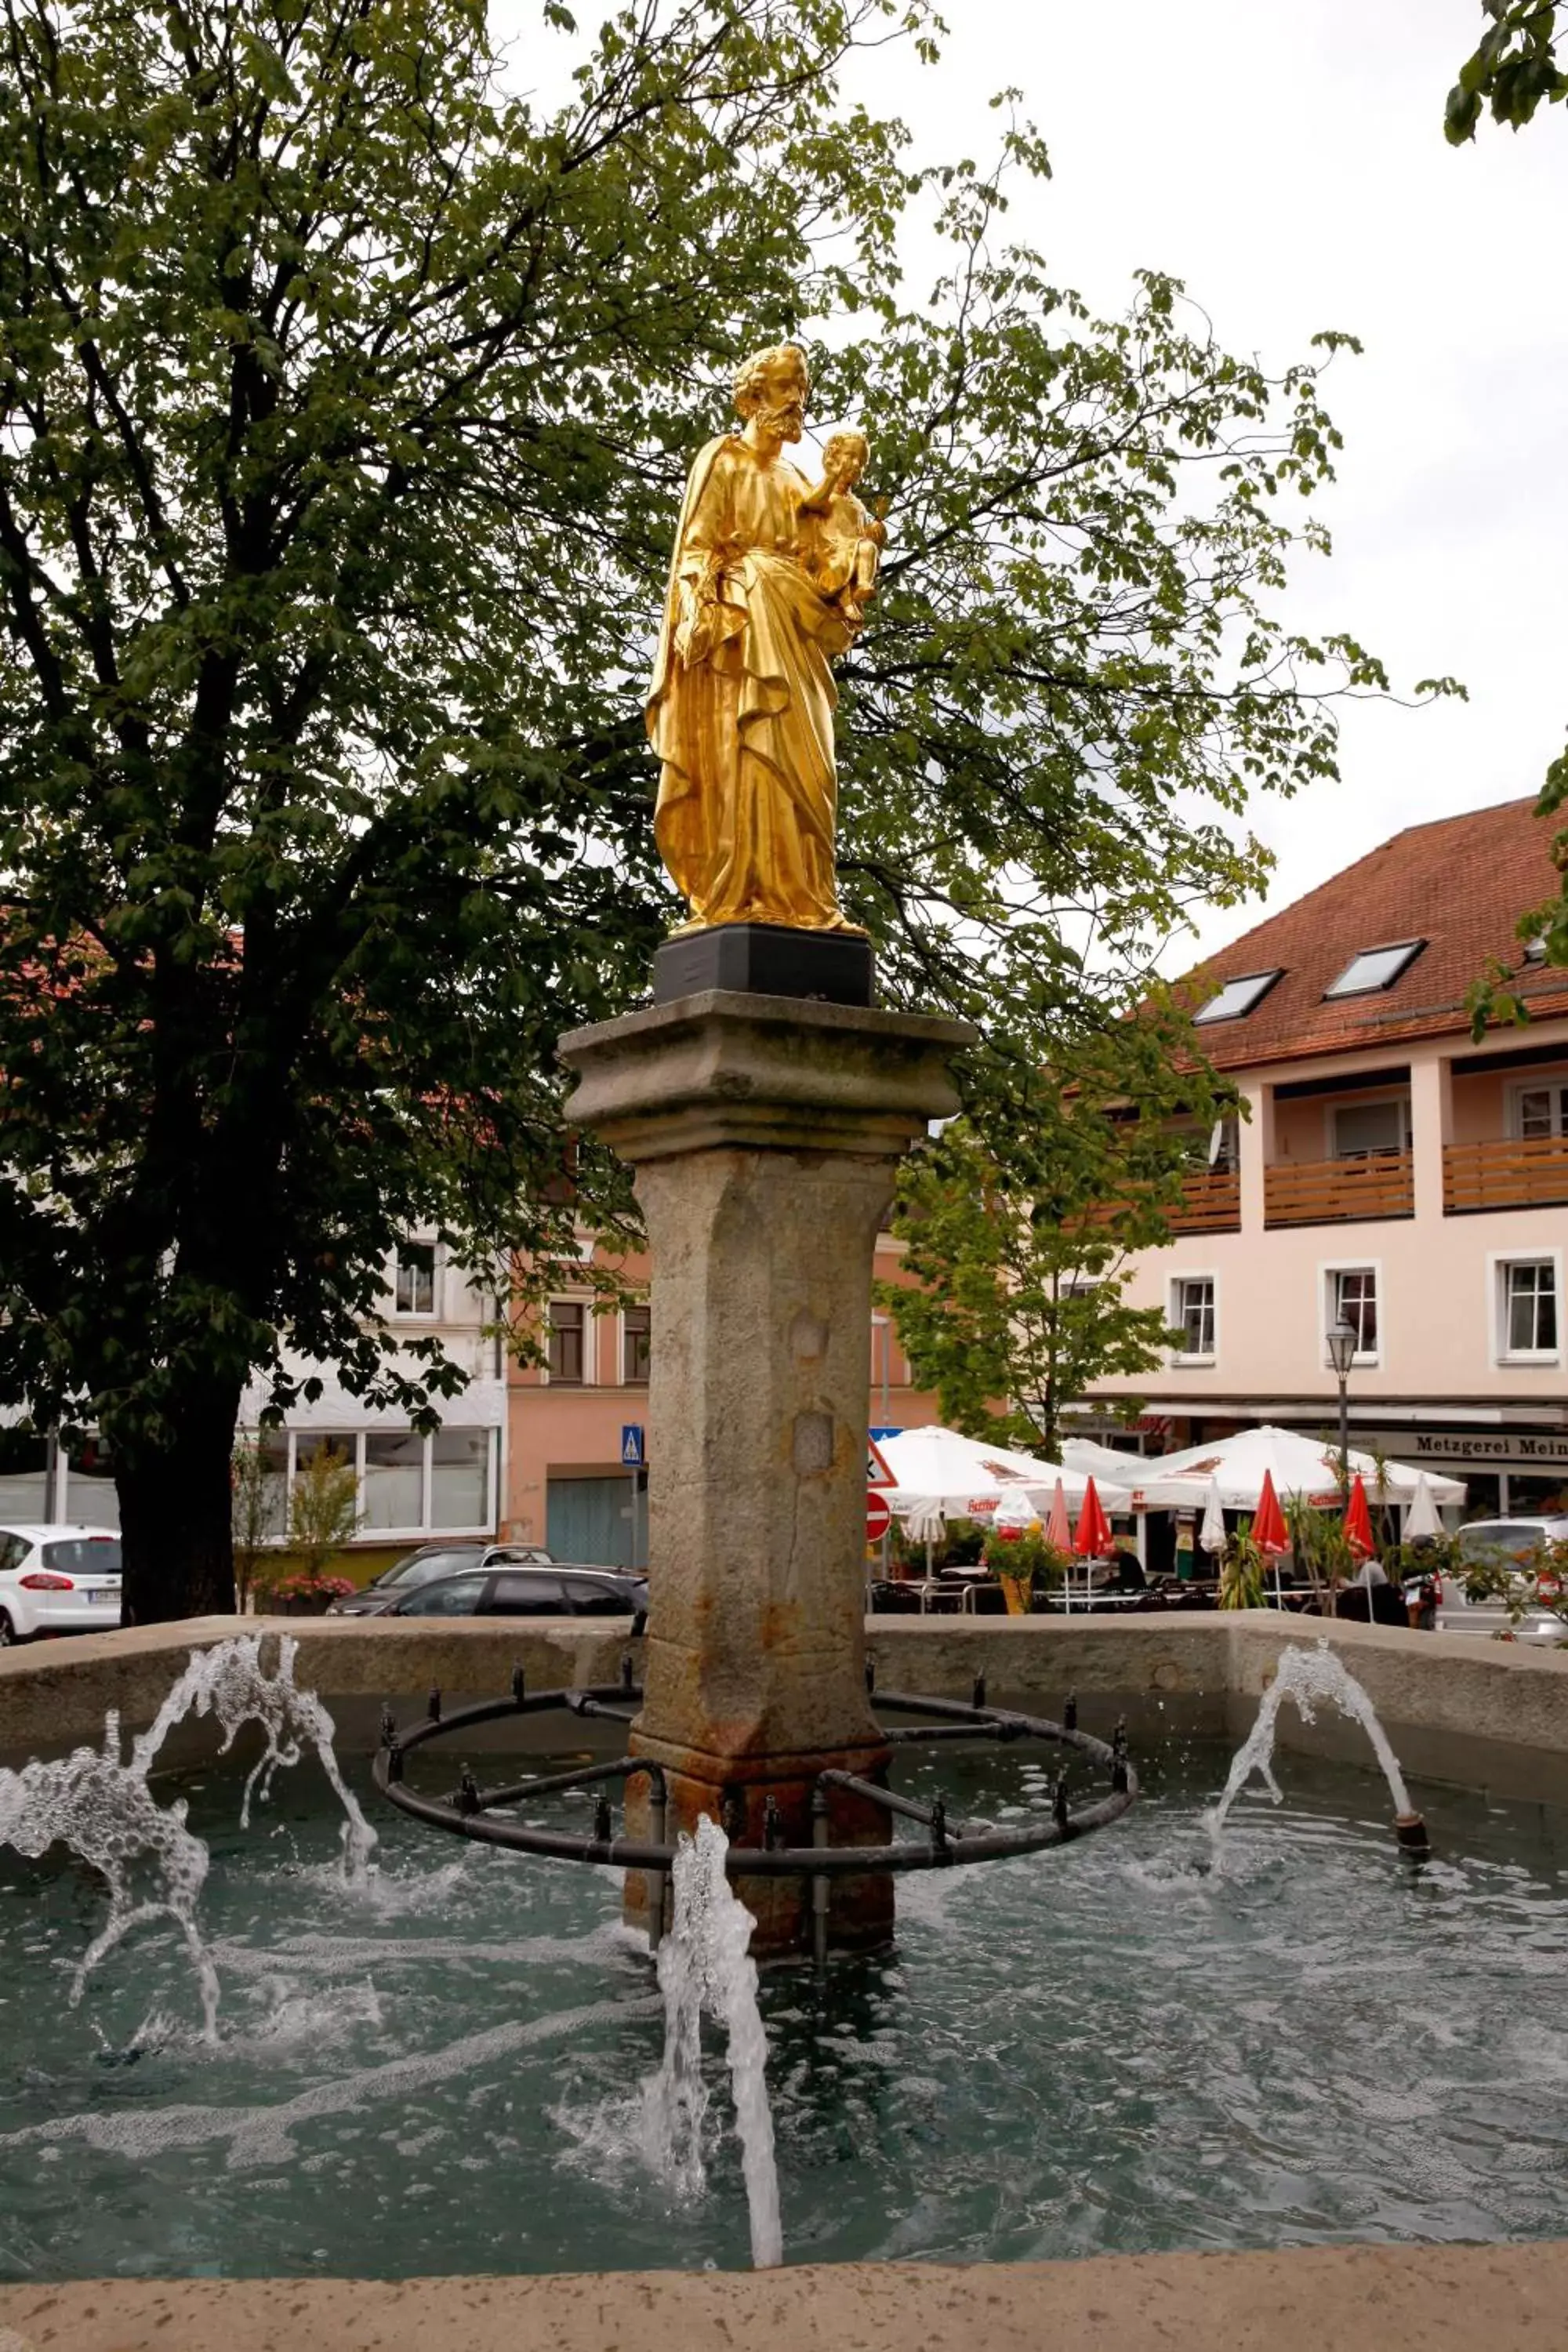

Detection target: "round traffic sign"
[866, 1490, 893, 1544]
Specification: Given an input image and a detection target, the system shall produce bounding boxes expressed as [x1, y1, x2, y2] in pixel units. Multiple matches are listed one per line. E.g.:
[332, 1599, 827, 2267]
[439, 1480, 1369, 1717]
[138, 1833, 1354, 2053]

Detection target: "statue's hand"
[674, 572, 717, 666]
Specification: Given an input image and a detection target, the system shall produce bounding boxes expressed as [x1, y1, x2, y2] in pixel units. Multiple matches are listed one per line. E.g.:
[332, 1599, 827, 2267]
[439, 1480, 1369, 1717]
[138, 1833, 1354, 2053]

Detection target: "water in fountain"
[0, 1632, 375, 2037]
[640, 1816, 783, 2268]
[1210, 1639, 1413, 1854]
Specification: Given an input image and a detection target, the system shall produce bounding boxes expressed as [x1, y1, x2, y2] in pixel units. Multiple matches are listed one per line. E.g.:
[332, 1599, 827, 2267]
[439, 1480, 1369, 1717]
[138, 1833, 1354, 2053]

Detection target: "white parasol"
[1403, 1472, 1443, 1541]
[902, 1494, 947, 1577]
[1199, 1475, 1227, 1557]
[880, 1425, 1127, 1523]
[1126, 1425, 1465, 1514]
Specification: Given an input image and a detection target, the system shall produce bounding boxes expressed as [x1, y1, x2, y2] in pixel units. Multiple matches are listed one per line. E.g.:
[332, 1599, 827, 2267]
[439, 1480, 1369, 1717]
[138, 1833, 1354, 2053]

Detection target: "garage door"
[546, 1475, 644, 1570]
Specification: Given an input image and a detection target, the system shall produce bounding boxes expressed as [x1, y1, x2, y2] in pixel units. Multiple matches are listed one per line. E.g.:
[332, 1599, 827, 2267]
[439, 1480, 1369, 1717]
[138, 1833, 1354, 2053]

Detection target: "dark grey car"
[383, 1564, 648, 1632]
[327, 1541, 554, 1617]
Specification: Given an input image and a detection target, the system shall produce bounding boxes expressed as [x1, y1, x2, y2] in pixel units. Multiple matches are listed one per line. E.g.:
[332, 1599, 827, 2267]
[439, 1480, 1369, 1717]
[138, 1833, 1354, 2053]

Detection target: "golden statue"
[648, 343, 885, 934]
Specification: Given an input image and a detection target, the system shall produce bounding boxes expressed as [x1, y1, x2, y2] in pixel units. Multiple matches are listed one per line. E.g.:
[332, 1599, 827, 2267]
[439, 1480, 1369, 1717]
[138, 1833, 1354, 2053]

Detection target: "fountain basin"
[4, 1613, 1567, 1802]
[2, 1612, 1567, 2345]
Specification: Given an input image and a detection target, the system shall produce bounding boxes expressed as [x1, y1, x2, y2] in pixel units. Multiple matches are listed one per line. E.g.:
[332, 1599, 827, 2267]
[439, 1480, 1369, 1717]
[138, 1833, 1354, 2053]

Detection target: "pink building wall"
[1094, 1019, 1568, 1421]
[503, 1236, 938, 1550]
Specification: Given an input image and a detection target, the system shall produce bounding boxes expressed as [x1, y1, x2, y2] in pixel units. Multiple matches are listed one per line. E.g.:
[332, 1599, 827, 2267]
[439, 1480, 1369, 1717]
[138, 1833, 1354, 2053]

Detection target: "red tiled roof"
[1177, 794, 1568, 1070]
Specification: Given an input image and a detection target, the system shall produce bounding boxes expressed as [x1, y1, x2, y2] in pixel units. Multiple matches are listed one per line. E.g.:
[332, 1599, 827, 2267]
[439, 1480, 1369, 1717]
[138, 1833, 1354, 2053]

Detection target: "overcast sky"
[856, 0, 1568, 970]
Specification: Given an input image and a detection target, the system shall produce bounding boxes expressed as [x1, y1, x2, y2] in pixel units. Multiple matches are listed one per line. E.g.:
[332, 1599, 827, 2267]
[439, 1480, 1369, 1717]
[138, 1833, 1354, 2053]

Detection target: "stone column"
[559, 989, 971, 1958]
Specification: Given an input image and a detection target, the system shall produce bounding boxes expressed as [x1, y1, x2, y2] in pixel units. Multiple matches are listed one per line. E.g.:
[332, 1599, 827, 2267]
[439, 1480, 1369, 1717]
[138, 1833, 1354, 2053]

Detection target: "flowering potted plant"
[264, 1571, 357, 1617]
[982, 1525, 1070, 1616]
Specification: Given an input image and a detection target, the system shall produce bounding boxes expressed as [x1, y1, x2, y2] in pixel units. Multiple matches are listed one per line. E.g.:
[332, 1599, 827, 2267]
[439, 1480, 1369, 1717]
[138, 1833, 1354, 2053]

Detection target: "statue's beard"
[756, 401, 804, 440]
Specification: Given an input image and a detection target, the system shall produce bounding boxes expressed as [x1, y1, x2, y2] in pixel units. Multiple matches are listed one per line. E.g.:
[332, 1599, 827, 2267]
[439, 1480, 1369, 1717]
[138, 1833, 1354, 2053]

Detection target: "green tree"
[1446, 3, 1567, 143]
[230, 1431, 283, 1610]
[0, 0, 1443, 1621]
[283, 1439, 360, 1588]
[877, 1038, 1229, 1457]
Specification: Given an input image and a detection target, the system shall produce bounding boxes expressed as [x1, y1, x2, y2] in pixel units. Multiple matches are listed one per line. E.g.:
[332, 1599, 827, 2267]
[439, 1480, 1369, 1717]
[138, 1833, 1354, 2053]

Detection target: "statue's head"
[733, 343, 809, 441]
[820, 429, 869, 490]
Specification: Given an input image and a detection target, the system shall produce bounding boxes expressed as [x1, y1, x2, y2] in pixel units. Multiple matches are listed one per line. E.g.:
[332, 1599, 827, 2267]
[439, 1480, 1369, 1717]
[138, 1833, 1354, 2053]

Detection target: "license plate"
[85, 1587, 117, 1603]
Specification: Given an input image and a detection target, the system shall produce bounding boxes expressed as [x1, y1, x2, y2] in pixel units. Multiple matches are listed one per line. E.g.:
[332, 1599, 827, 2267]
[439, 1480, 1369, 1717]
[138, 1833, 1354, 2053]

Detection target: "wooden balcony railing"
[1443, 1134, 1568, 1214]
[1264, 1150, 1414, 1228]
[1167, 1169, 1241, 1234]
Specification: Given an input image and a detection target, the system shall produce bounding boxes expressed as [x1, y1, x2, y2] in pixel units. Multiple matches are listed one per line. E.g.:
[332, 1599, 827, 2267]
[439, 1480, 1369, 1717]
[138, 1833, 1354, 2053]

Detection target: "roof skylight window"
[1193, 970, 1283, 1025]
[1323, 940, 1425, 1000]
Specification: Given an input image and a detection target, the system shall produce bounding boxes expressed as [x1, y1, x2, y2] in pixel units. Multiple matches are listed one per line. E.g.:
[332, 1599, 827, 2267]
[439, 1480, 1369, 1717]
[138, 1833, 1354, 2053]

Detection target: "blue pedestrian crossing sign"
[621, 1424, 645, 1468]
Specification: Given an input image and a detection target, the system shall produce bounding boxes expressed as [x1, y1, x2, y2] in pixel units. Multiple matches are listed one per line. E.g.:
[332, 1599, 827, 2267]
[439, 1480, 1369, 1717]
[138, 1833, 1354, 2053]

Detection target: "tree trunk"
[115, 1382, 242, 1624]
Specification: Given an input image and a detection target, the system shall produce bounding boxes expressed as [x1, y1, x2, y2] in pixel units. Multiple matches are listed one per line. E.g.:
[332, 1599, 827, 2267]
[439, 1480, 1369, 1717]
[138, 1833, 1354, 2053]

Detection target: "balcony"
[1263, 1150, 1414, 1229]
[1167, 1169, 1241, 1235]
[1443, 1134, 1568, 1214]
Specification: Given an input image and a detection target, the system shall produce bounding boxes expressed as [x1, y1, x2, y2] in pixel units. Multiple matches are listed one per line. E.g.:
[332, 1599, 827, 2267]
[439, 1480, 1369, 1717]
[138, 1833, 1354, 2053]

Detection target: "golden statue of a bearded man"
[648, 343, 877, 933]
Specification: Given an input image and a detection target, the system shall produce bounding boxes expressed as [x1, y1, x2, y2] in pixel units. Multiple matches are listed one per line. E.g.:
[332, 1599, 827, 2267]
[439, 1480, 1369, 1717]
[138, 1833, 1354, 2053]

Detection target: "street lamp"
[1326, 1318, 1358, 1493]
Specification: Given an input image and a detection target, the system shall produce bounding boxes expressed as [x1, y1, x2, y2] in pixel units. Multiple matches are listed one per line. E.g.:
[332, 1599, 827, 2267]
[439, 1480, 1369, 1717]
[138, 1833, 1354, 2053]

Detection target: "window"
[43, 1537, 121, 1577]
[363, 1430, 424, 1530]
[383, 1548, 485, 1594]
[1194, 971, 1283, 1026]
[1499, 1258, 1558, 1359]
[392, 1242, 437, 1317]
[1512, 1081, 1568, 1141]
[1330, 1098, 1410, 1160]
[1327, 1266, 1379, 1362]
[547, 1300, 586, 1383]
[430, 1428, 489, 1528]
[561, 1573, 638, 1616]
[1323, 941, 1425, 1000]
[1171, 1276, 1216, 1362]
[485, 1573, 568, 1617]
[622, 1305, 652, 1385]
[397, 1573, 488, 1617]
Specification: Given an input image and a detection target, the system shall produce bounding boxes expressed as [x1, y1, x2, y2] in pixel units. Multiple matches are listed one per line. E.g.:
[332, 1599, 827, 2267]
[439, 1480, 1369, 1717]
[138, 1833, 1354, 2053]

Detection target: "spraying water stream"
[640, 1817, 783, 2268]
[0, 1633, 375, 2037]
[1210, 1641, 1413, 1856]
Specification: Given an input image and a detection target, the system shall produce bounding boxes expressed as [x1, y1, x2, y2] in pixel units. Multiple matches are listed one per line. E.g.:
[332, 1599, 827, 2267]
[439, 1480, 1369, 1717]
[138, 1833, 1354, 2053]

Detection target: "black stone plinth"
[652, 922, 873, 1007]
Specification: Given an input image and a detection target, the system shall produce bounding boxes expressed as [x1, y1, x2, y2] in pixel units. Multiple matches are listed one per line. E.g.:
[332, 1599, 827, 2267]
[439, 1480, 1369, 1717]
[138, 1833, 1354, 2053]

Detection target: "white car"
[0, 1524, 123, 1645]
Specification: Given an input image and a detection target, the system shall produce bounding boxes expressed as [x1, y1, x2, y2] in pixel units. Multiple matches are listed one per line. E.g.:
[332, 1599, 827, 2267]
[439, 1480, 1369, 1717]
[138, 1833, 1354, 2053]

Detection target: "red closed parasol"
[1074, 1476, 1112, 1559]
[1344, 1471, 1375, 1559]
[1251, 1467, 1290, 1557]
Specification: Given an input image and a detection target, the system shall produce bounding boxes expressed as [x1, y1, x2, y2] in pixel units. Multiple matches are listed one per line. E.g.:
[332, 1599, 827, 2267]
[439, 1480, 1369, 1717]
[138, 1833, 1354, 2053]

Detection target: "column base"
[623, 1731, 895, 1962]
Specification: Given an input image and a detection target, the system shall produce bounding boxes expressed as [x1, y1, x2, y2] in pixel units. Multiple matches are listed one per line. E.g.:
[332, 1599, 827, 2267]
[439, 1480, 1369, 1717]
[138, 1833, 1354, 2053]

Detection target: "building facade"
[1086, 796, 1568, 1522]
[233, 1239, 508, 1547]
[503, 1235, 935, 1564]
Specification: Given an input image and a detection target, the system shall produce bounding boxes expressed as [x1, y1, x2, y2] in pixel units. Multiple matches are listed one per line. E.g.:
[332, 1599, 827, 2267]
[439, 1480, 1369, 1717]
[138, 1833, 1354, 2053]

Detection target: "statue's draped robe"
[648, 435, 851, 931]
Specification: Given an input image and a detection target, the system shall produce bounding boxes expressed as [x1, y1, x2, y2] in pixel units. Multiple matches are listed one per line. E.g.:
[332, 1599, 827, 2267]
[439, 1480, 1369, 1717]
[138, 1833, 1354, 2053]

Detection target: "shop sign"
[1367, 1430, 1568, 1468]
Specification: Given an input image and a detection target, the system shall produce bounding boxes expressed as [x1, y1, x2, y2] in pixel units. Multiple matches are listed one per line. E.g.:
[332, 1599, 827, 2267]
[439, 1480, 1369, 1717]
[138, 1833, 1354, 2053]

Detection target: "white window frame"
[285, 1425, 497, 1538]
[389, 1239, 440, 1320]
[1320, 1258, 1382, 1369]
[1507, 1076, 1568, 1141]
[1489, 1250, 1563, 1367]
[1168, 1272, 1218, 1367]
[1323, 1092, 1411, 1161]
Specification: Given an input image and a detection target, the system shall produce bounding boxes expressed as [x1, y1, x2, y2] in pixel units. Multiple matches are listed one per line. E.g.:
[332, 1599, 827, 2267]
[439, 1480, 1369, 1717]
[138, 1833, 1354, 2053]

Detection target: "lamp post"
[1326, 1318, 1357, 1495]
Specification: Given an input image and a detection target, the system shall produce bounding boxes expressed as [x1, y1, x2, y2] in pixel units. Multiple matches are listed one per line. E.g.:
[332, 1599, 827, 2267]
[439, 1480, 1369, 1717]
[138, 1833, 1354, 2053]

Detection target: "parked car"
[1456, 1517, 1568, 1566]
[327, 1541, 554, 1617]
[0, 1525, 123, 1644]
[383, 1563, 648, 1632]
